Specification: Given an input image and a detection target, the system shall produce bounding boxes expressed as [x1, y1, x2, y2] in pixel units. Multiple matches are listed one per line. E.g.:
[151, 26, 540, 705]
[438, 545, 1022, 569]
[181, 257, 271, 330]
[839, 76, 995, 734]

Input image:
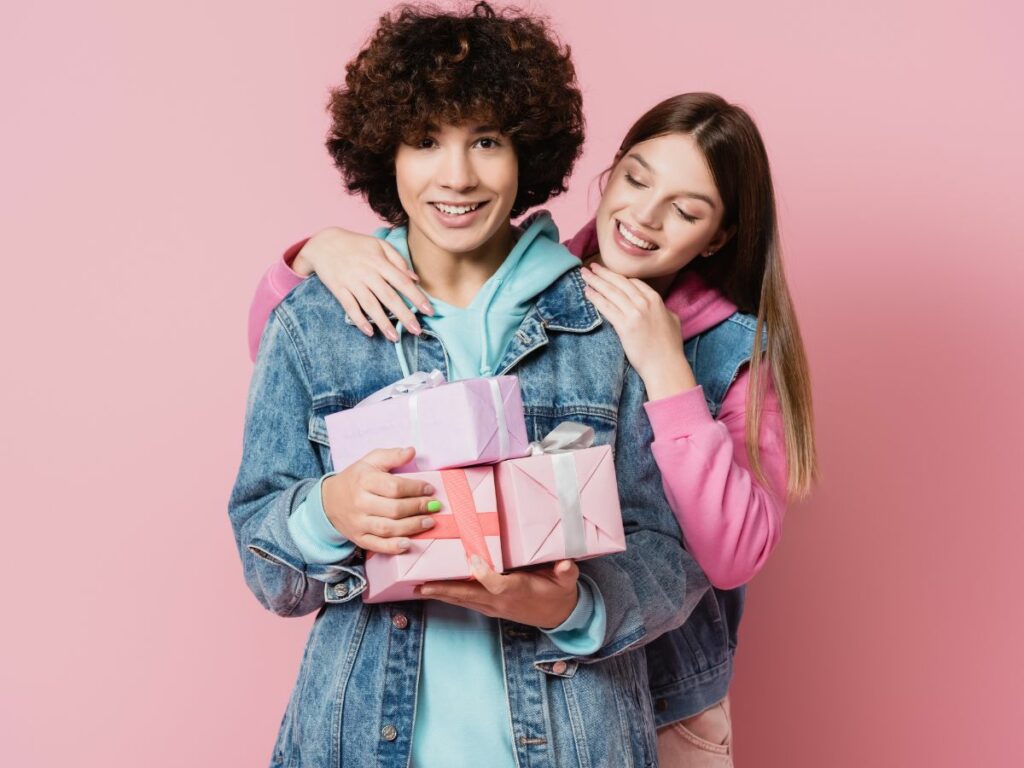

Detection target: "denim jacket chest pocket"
[524, 404, 618, 452]
[307, 394, 360, 472]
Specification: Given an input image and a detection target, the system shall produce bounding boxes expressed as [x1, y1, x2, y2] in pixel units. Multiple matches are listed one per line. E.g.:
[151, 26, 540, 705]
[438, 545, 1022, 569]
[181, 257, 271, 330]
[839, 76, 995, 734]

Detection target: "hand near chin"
[417, 557, 580, 629]
[580, 263, 697, 400]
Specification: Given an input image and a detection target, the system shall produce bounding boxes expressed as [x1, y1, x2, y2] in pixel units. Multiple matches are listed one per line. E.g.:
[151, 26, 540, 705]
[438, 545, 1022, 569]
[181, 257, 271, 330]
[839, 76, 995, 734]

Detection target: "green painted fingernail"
[426, 500, 442, 512]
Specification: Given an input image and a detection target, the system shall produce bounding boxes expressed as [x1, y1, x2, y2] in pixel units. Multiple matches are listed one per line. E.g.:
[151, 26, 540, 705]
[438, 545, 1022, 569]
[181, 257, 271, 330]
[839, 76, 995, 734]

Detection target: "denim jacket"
[646, 311, 764, 725]
[228, 269, 710, 768]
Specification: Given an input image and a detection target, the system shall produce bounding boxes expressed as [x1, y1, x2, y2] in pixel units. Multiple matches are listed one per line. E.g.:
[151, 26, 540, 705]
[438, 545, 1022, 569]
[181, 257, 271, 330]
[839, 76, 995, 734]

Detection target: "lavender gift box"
[326, 371, 529, 474]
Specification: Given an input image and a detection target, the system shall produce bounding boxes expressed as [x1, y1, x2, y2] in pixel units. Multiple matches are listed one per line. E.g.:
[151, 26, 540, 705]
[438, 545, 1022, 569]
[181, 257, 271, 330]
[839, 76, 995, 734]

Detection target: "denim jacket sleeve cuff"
[538, 574, 606, 657]
[286, 473, 357, 565]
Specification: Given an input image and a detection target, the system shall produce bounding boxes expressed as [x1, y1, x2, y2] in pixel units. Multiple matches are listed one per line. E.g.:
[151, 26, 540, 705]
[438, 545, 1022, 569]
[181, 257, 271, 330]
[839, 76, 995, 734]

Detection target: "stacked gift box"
[324, 371, 626, 603]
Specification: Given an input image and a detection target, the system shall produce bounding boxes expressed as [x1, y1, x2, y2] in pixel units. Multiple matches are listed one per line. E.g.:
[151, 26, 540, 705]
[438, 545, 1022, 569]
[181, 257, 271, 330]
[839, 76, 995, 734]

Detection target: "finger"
[363, 469, 435, 500]
[335, 287, 374, 337]
[351, 284, 398, 342]
[367, 274, 423, 335]
[469, 555, 507, 595]
[360, 512, 438, 538]
[588, 264, 648, 310]
[379, 241, 420, 283]
[357, 533, 413, 555]
[581, 267, 633, 310]
[379, 242, 435, 316]
[583, 286, 625, 325]
[418, 579, 492, 602]
[360, 446, 416, 472]
[376, 264, 433, 317]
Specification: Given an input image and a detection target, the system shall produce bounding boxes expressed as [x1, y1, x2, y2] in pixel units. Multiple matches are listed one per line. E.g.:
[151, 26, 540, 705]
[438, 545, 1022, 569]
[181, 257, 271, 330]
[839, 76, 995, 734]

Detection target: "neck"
[584, 253, 676, 298]
[407, 223, 515, 308]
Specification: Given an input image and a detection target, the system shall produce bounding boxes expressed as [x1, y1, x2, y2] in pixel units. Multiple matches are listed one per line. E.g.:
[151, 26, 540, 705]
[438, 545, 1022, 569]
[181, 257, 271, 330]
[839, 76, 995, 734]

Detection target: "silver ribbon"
[358, 369, 446, 406]
[529, 422, 594, 558]
[488, 378, 510, 460]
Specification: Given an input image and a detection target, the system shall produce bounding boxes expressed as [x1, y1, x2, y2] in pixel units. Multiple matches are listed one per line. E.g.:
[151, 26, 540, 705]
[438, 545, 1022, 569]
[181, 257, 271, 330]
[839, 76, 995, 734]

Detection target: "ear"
[702, 226, 735, 258]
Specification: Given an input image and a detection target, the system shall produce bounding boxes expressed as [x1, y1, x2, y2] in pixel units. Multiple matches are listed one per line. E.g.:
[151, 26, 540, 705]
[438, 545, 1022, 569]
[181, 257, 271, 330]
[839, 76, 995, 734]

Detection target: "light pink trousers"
[655, 696, 733, 767]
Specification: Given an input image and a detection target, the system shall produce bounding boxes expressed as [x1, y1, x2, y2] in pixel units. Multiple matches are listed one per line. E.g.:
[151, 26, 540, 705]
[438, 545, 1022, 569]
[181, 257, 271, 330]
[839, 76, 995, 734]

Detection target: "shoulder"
[687, 311, 766, 416]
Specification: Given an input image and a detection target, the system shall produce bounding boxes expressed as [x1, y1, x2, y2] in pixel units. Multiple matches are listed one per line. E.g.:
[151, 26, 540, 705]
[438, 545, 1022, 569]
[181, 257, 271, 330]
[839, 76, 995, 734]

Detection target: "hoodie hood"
[565, 218, 738, 339]
[379, 211, 579, 380]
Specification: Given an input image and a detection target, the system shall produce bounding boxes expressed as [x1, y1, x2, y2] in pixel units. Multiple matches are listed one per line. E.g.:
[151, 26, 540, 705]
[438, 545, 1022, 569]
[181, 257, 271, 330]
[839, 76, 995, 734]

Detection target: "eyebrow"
[627, 152, 717, 209]
[423, 123, 501, 134]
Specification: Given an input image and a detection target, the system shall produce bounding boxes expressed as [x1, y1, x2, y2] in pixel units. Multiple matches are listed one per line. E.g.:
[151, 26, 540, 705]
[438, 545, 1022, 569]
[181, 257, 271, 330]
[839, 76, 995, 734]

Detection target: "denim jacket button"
[333, 584, 348, 598]
[392, 612, 409, 630]
[381, 724, 398, 741]
[551, 661, 568, 675]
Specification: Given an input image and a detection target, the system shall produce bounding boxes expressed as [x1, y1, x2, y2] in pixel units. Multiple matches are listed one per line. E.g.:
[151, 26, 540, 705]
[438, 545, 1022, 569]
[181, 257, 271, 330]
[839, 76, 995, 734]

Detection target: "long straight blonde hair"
[617, 93, 817, 497]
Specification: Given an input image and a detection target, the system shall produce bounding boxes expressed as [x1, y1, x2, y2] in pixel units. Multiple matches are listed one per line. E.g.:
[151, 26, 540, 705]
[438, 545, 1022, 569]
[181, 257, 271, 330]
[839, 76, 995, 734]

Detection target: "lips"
[429, 200, 490, 229]
[611, 218, 659, 256]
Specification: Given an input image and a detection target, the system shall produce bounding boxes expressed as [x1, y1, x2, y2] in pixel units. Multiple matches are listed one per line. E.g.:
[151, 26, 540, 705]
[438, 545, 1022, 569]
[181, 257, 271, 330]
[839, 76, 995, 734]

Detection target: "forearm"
[230, 310, 366, 614]
[645, 372, 788, 589]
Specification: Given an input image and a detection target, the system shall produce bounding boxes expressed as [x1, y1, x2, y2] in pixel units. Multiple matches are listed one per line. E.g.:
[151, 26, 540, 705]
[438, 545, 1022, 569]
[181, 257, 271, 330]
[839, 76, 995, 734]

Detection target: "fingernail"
[360, 325, 373, 337]
[426, 500, 442, 512]
[422, 484, 435, 495]
[396, 538, 411, 550]
[386, 330, 398, 342]
[409, 321, 422, 334]
[421, 518, 435, 529]
[420, 303, 434, 315]
[469, 555, 486, 576]
[419, 586, 434, 596]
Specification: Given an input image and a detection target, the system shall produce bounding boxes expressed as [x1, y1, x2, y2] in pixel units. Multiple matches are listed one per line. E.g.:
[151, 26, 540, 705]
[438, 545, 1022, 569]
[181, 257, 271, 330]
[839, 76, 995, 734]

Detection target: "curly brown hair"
[325, 2, 585, 224]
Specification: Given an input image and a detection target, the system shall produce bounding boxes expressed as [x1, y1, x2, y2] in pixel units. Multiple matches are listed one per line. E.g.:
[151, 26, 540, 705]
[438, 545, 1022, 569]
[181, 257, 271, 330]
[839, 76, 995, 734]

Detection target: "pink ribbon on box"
[366, 468, 497, 570]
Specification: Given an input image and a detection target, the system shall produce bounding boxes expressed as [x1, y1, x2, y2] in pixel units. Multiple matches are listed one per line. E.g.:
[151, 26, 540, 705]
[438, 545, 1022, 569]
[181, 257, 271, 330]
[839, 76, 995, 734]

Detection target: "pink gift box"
[494, 445, 626, 568]
[326, 374, 529, 473]
[363, 466, 505, 603]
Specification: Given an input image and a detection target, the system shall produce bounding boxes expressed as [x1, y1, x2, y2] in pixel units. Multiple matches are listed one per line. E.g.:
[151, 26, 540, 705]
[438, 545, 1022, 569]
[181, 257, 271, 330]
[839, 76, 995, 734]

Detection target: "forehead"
[626, 133, 719, 199]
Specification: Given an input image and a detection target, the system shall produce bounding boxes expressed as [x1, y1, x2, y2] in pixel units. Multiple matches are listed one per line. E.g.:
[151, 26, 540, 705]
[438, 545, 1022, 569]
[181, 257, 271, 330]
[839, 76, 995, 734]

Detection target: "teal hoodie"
[379, 211, 580, 379]
[289, 212, 603, 768]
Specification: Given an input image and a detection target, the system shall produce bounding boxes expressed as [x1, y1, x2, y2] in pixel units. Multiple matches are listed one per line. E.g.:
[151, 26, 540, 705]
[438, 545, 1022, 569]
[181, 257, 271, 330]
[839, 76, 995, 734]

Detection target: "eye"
[414, 137, 437, 149]
[624, 172, 647, 189]
[474, 136, 502, 149]
[673, 205, 699, 224]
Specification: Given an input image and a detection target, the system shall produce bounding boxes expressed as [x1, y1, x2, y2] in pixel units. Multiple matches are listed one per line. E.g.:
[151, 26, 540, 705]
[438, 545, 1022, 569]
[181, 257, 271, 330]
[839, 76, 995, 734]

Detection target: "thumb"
[362, 446, 416, 472]
[552, 559, 579, 586]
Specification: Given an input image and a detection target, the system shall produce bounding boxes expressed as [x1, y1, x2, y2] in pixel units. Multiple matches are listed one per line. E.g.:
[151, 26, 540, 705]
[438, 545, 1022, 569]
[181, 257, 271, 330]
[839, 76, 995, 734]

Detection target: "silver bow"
[358, 369, 446, 407]
[529, 422, 594, 558]
[528, 421, 594, 455]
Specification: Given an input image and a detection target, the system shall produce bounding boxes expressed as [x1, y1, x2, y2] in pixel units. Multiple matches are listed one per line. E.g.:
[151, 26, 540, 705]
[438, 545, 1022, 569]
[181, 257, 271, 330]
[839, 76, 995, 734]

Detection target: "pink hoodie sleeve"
[643, 369, 788, 589]
[247, 239, 310, 362]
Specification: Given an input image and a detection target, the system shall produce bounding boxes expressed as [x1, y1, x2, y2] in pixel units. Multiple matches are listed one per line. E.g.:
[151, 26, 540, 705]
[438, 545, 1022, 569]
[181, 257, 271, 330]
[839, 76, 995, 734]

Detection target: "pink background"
[2, 1, 1021, 765]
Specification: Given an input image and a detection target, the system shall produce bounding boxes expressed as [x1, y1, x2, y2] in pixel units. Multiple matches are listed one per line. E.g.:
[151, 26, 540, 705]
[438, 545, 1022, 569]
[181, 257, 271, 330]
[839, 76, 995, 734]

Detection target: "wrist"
[639, 355, 697, 401]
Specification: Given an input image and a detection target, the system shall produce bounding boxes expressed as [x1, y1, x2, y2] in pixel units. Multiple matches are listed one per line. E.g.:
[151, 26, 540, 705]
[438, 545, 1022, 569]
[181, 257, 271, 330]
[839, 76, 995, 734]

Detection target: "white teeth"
[618, 221, 656, 250]
[434, 202, 481, 215]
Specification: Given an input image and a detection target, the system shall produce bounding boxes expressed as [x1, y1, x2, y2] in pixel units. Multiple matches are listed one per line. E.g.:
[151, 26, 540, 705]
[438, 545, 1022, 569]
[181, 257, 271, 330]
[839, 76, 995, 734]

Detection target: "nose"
[439, 147, 477, 192]
[631, 191, 661, 230]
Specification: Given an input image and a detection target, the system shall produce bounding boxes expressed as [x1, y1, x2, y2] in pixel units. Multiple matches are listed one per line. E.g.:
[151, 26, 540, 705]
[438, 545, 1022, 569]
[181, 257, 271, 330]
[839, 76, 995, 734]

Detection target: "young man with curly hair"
[229, 4, 708, 766]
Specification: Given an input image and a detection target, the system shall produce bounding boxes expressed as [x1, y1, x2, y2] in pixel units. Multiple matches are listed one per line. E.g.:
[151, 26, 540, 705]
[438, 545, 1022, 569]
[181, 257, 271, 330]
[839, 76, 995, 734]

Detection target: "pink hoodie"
[248, 223, 787, 589]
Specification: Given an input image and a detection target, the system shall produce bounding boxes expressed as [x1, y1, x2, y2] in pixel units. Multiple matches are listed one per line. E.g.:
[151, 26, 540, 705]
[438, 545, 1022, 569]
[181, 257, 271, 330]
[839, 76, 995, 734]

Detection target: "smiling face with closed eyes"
[595, 132, 730, 286]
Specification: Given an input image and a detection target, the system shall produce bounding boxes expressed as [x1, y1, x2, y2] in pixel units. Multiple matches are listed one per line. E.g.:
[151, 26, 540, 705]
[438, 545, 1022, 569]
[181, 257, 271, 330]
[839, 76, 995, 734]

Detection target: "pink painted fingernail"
[396, 538, 411, 550]
[421, 518, 435, 529]
[419, 586, 435, 596]
[422, 484, 435, 495]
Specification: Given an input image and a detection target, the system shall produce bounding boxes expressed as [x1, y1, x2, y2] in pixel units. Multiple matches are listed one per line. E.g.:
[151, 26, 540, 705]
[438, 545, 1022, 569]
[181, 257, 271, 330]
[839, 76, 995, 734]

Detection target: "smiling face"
[595, 132, 729, 282]
[394, 122, 518, 261]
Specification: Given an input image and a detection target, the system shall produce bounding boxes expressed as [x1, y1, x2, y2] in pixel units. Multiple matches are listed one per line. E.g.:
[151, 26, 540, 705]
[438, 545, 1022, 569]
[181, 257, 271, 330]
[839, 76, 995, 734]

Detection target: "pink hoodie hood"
[565, 218, 738, 338]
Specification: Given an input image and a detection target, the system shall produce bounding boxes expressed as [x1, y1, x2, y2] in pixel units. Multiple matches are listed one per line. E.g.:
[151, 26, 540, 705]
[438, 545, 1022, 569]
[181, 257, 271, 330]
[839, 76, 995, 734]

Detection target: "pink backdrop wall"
[2, 1, 1021, 765]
